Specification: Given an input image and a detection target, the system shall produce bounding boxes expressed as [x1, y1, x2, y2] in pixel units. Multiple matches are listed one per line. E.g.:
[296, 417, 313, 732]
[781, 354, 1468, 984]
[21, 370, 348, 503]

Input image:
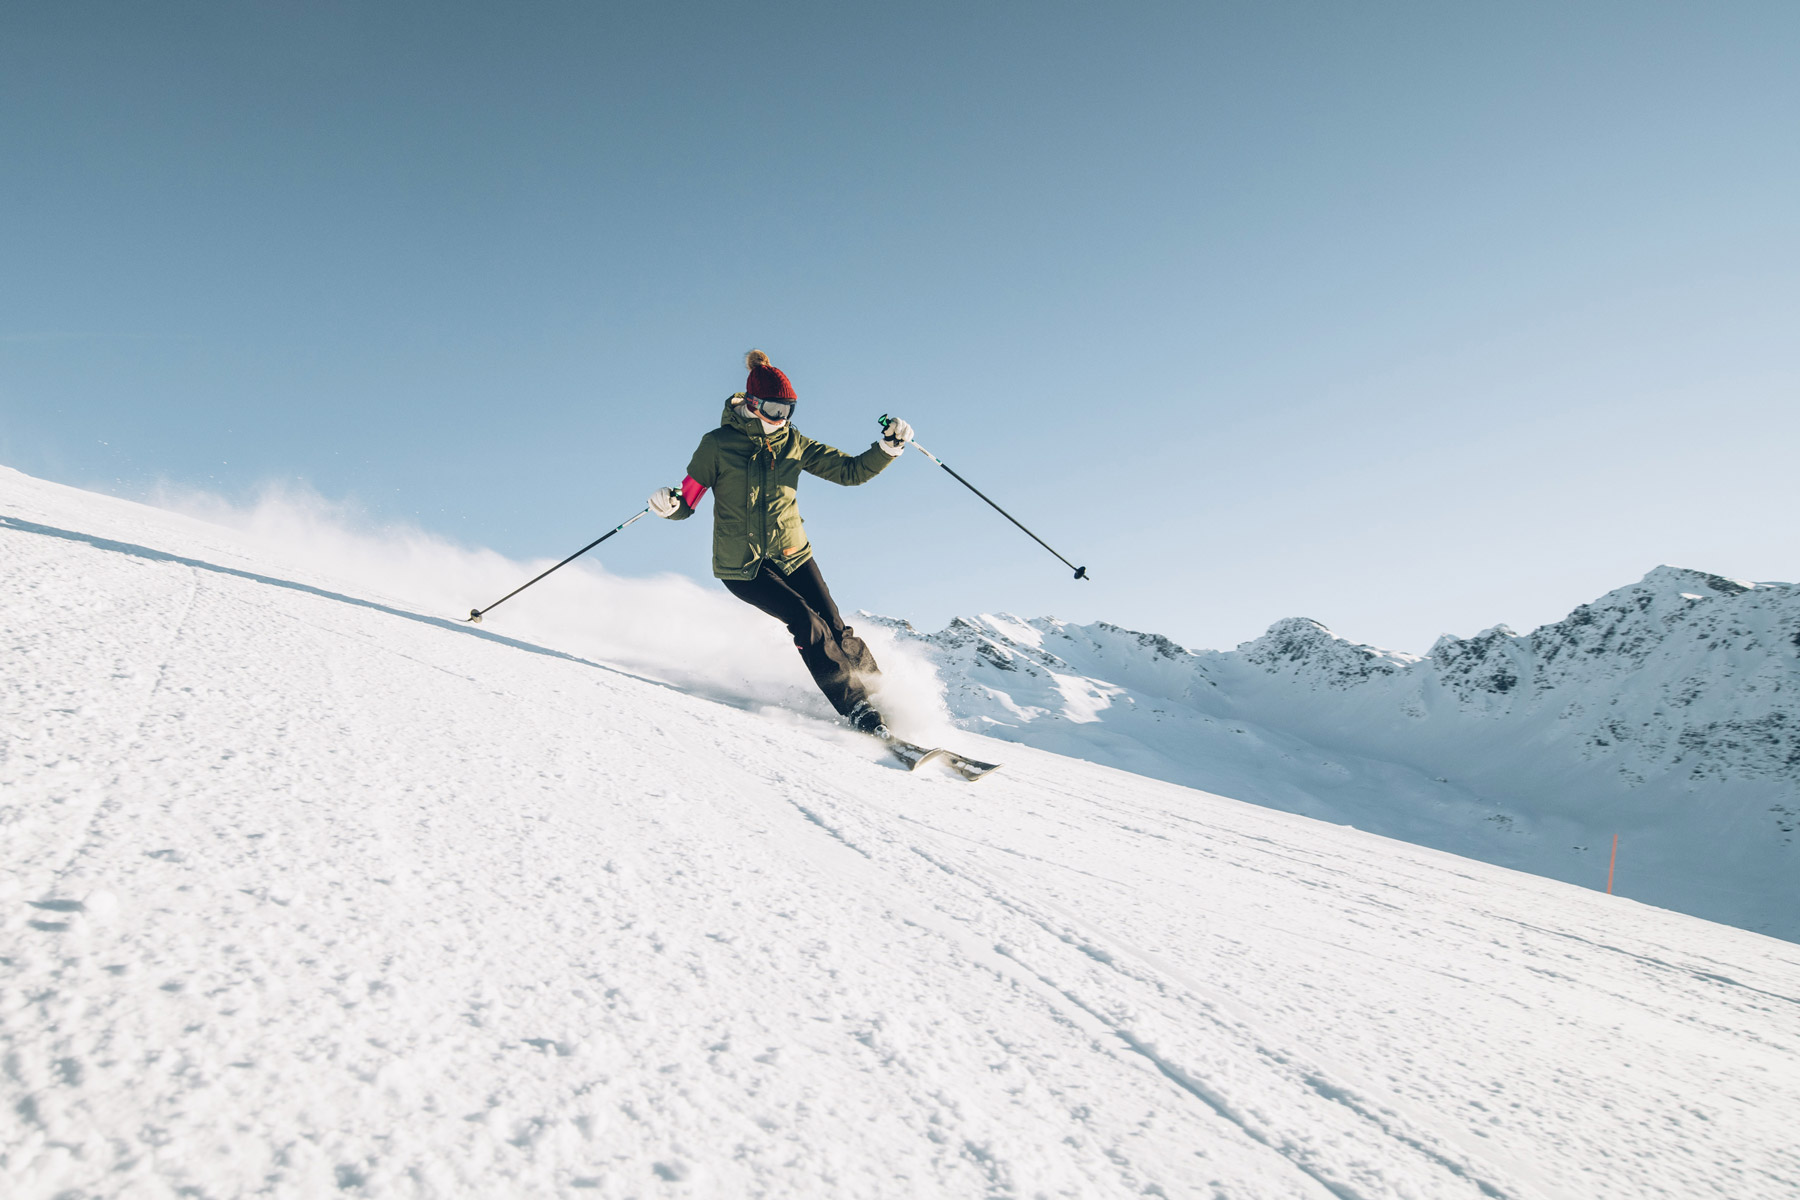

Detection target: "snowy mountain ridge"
[1230, 565, 1800, 779]
[886, 565, 1798, 782]
[868, 565, 1798, 937]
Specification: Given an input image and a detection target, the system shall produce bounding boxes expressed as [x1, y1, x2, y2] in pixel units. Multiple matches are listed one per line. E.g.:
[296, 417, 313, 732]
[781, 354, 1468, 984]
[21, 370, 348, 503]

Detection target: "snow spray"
[466, 508, 649, 624]
[151, 481, 957, 731]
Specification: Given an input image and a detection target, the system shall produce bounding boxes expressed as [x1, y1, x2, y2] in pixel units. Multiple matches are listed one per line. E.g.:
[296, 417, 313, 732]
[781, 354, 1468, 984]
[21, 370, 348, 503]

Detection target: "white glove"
[648, 486, 680, 518]
[879, 416, 913, 457]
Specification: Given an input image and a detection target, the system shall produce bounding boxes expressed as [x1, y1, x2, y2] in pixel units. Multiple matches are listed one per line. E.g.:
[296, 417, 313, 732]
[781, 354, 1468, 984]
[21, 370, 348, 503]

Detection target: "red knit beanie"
[744, 349, 797, 400]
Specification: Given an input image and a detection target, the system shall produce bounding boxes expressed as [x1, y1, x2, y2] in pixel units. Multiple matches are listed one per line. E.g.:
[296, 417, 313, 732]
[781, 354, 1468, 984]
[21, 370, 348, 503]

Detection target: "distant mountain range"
[869, 566, 1799, 939]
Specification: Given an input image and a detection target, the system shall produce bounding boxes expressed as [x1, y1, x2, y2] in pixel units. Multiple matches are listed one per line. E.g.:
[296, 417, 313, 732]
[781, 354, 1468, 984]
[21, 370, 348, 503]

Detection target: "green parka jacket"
[671, 398, 895, 580]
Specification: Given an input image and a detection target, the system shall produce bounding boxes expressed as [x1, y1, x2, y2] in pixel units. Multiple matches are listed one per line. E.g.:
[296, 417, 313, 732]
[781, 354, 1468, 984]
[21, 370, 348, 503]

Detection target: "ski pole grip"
[878, 413, 891, 429]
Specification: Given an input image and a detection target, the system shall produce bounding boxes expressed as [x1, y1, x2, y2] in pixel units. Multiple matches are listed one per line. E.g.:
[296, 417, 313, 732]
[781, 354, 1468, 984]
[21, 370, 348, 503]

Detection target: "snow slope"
[5, 466, 1800, 1199]
[871, 575, 1800, 941]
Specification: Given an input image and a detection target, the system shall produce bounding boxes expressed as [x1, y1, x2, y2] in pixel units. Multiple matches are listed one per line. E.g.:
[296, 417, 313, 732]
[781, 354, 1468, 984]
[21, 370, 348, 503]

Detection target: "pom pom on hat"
[744, 349, 797, 400]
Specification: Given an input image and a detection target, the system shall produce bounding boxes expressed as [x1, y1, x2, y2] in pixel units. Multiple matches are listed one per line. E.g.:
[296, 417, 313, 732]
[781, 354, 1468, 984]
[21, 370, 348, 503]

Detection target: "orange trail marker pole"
[1607, 833, 1619, 894]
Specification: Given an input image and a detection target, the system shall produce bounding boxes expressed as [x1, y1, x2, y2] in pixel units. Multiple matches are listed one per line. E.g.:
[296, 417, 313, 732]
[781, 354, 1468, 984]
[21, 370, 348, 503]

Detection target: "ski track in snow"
[4, 470, 1800, 1199]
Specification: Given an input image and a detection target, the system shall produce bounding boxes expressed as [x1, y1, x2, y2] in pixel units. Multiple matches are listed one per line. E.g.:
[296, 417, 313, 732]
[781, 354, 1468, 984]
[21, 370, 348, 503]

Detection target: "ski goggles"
[746, 395, 796, 422]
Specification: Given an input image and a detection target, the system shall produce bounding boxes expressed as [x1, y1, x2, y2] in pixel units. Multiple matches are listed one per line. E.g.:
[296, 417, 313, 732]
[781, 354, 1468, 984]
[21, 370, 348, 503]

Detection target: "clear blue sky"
[4, 2, 1796, 653]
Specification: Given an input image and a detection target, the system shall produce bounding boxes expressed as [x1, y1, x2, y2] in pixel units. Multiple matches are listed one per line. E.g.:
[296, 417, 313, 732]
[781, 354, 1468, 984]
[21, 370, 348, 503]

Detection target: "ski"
[883, 737, 1003, 781]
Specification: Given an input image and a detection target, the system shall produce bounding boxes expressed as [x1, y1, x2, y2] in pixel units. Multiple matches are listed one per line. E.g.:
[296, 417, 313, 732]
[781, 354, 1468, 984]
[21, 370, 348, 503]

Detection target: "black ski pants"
[722, 557, 881, 719]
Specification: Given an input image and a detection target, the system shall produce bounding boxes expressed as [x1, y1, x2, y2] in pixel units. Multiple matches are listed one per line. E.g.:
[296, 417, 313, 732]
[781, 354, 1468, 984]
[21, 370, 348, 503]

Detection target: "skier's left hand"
[879, 416, 913, 457]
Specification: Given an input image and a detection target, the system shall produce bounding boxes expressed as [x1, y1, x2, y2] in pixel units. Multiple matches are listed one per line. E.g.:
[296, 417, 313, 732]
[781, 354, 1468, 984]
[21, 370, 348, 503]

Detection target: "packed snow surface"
[5, 466, 1800, 1198]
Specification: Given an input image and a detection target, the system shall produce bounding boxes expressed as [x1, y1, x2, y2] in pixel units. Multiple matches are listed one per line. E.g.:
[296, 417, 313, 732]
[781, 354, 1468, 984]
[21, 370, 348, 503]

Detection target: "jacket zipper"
[757, 436, 769, 570]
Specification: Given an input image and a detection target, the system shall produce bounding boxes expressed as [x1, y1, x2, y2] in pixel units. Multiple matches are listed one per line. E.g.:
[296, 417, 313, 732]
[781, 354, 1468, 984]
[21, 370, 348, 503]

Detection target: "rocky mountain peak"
[1238, 617, 1418, 687]
[1636, 564, 1755, 598]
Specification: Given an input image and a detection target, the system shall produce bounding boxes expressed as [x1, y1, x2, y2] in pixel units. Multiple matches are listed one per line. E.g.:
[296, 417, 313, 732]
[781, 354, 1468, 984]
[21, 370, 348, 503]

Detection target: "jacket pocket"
[715, 543, 755, 574]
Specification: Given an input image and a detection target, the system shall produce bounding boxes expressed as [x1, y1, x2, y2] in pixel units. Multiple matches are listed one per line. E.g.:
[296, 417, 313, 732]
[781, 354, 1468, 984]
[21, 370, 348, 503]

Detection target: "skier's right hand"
[878, 416, 913, 457]
[648, 486, 681, 518]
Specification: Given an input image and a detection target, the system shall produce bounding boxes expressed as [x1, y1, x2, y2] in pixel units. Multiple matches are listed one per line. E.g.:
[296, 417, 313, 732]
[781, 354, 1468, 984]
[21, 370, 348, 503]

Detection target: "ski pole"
[465, 508, 650, 623]
[880, 415, 1088, 580]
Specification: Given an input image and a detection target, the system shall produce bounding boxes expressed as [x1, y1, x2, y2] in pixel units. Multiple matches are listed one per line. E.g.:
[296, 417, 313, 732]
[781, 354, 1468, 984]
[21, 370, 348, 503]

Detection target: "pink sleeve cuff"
[681, 476, 709, 509]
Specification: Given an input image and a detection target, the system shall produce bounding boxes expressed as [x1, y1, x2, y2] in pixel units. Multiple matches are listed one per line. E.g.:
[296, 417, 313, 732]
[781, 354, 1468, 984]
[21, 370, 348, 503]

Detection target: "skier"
[648, 350, 913, 737]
